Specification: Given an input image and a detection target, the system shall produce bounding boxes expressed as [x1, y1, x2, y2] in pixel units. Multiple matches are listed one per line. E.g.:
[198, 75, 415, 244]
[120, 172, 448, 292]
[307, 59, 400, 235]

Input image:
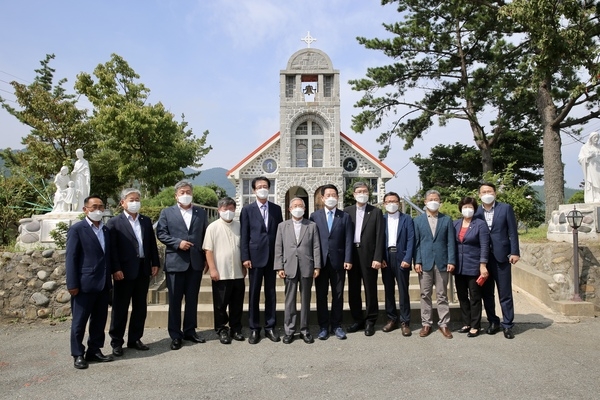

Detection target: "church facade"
[227, 45, 393, 217]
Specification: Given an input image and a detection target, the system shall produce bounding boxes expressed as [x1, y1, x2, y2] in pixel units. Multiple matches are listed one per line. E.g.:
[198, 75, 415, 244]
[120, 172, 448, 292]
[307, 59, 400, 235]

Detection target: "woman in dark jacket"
[453, 197, 490, 337]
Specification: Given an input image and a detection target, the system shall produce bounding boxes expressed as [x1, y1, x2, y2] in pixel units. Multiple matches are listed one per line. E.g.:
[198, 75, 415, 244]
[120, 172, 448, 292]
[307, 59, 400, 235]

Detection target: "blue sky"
[1, 0, 595, 197]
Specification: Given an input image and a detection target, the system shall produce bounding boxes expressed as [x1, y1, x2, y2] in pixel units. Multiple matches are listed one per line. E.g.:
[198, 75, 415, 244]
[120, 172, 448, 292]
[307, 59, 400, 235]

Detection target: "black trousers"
[381, 251, 411, 323]
[348, 248, 379, 325]
[70, 287, 110, 357]
[212, 278, 245, 334]
[455, 273, 483, 329]
[165, 266, 202, 340]
[248, 264, 277, 332]
[315, 258, 346, 330]
[482, 257, 515, 329]
[109, 262, 150, 347]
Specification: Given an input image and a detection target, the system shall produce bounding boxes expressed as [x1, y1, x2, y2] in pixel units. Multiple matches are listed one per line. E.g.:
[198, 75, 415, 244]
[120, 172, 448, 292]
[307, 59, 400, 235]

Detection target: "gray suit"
[274, 218, 322, 336]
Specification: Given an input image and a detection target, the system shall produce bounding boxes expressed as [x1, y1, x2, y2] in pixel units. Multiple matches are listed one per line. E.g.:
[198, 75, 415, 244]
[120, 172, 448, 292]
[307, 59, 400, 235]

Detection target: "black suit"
[344, 204, 385, 326]
[107, 211, 160, 348]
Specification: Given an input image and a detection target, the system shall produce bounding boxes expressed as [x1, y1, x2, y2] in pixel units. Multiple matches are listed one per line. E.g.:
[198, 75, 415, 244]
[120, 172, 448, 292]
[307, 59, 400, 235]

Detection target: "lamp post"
[566, 206, 584, 302]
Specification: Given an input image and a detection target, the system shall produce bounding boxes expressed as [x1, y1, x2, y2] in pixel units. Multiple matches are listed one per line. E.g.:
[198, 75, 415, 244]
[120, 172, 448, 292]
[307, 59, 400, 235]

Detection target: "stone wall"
[0, 250, 71, 321]
[519, 242, 600, 308]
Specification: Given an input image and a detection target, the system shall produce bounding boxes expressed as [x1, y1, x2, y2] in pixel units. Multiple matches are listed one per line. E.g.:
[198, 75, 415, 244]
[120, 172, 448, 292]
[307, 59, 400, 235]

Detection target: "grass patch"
[519, 225, 548, 242]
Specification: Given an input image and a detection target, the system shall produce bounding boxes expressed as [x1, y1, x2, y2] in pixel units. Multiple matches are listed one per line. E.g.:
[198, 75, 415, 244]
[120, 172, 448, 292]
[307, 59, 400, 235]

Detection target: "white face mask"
[324, 197, 338, 209]
[354, 194, 369, 204]
[126, 201, 141, 214]
[219, 210, 235, 221]
[480, 194, 495, 205]
[385, 203, 399, 213]
[87, 210, 104, 222]
[178, 194, 193, 206]
[426, 201, 440, 212]
[291, 208, 304, 218]
[256, 188, 269, 200]
[462, 208, 474, 218]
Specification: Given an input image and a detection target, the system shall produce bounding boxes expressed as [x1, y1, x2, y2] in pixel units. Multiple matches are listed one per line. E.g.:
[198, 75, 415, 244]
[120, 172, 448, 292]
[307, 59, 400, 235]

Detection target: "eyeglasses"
[85, 204, 105, 211]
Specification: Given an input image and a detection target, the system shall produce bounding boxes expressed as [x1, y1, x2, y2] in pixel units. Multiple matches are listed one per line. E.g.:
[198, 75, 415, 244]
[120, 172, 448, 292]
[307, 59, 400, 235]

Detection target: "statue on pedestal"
[578, 132, 600, 203]
[52, 166, 70, 212]
[71, 148, 90, 211]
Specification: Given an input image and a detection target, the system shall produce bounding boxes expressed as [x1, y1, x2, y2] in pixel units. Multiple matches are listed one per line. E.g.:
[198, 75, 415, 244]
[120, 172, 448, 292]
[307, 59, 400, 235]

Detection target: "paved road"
[1, 288, 598, 400]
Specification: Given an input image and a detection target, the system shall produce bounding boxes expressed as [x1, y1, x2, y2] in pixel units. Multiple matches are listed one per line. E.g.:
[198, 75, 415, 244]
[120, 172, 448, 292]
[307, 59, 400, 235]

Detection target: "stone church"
[227, 42, 393, 217]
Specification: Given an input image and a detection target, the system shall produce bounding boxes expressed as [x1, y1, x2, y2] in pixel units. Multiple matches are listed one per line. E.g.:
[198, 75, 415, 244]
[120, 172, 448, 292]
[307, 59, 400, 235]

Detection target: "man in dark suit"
[381, 192, 415, 337]
[474, 182, 520, 339]
[413, 189, 456, 339]
[309, 184, 353, 340]
[107, 188, 160, 356]
[275, 198, 321, 344]
[240, 176, 284, 344]
[66, 195, 113, 369]
[156, 180, 208, 350]
[344, 181, 385, 336]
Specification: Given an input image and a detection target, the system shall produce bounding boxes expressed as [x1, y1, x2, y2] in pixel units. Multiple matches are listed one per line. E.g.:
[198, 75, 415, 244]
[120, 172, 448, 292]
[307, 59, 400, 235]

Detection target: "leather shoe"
[382, 319, 398, 333]
[333, 327, 347, 340]
[73, 355, 88, 369]
[127, 340, 149, 351]
[457, 326, 471, 333]
[170, 339, 182, 350]
[467, 329, 480, 338]
[364, 324, 375, 336]
[183, 333, 206, 343]
[282, 334, 294, 344]
[503, 328, 515, 339]
[419, 325, 431, 337]
[265, 329, 281, 342]
[112, 346, 123, 357]
[85, 351, 114, 362]
[400, 322, 412, 337]
[301, 332, 314, 344]
[219, 330, 232, 345]
[439, 326, 453, 339]
[346, 322, 365, 333]
[486, 323, 500, 335]
[248, 331, 260, 344]
[231, 332, 245, 341]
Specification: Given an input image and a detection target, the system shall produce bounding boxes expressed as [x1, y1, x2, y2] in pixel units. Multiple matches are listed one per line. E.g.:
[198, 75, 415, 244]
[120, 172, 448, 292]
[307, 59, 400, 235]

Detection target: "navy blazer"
[107, 212, 161, 280]
[413, 212, 456, 272]
[474, 201, 520, 263]
[309, 208, 353, 269]
[156, 205, 207, 273]
[453, 218, 490, 276]
[383, 212, 415, 268]
[66, 218, 112, 293]
[240, 200, 283, 268]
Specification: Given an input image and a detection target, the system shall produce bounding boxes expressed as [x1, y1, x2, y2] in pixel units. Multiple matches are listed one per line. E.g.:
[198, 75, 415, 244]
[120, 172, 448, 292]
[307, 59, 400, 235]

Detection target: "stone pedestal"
[16, 212, 83, 249]
[547, 203, 600, 243]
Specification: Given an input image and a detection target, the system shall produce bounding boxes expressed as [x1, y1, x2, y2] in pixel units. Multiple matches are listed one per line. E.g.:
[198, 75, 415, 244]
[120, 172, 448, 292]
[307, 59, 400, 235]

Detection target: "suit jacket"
[66, 218, 112, 293]
[344, 204, 385, 264]
[156, 205, 208, 272]
[474, 201, 520, 263]
[453, 218, 490, 276]
[240, 200, 283, 268]
[413, 212, 456, 272]
[383, 212, 415, 268]
[107, 211, 161, 280]
[309, 208, 353, 269]
[274, 218, 322, 279]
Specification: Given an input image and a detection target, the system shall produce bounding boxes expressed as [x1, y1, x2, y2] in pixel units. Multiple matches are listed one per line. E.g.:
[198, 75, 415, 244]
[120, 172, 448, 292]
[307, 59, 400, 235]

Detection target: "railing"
[402, 196, 424, 217]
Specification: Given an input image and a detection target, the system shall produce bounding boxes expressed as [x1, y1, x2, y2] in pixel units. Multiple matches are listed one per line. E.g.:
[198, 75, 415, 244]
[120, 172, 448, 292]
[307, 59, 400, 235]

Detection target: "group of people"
[65, 178, 519, 370]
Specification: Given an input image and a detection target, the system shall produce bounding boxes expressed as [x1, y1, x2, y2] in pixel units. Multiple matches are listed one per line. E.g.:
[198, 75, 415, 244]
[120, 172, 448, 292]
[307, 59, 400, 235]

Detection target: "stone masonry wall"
[0, 250, 71, 321]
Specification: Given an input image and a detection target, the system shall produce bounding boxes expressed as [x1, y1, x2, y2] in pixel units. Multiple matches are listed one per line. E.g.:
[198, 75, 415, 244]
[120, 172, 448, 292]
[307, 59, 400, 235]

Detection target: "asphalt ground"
[1, 287, 598, 400]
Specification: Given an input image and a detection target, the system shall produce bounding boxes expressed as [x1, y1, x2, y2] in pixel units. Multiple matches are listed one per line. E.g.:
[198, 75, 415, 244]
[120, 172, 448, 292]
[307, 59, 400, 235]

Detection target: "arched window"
[294, 120, 324, 167]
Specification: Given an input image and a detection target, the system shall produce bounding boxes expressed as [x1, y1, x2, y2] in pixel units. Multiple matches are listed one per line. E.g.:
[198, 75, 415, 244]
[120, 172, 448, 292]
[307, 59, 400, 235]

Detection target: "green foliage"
[0, 175, 29, 245]
[142, 185, 219, 208]
[568, 190, 585, 204]
[49, 221, 69, 249]
[343, 177, 376, 206]
[204, 182, 230, 199]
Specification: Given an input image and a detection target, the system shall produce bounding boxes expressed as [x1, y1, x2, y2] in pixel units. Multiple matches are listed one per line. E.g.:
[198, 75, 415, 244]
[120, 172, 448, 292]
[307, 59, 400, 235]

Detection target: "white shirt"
[293, 219, 303, 242]
[387, 212, 400, 247]
[202, 218, 244, 280]
[85, 217, 105, 252]
[125, 211, 144, 258]
[354, 205, 365, 243]
[178, 205, 193, 230]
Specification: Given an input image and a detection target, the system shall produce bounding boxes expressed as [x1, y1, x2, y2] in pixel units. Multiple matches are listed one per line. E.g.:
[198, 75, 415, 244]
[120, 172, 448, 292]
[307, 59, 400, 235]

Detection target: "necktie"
[327, 211, 333, 232]
[261, 204, 268, 227]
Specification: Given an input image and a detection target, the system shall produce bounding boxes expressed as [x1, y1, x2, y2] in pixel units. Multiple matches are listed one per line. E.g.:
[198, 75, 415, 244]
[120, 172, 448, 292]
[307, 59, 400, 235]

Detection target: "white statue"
[578, 132, 600, 203]
[64, 181, 79, 212]
[52, 166, 70, 212]
[71, 148, 90, 211]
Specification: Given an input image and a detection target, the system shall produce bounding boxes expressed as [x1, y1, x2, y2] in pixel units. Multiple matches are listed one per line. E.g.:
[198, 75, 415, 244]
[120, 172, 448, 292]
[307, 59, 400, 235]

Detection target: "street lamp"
[566, 206, 584, 301]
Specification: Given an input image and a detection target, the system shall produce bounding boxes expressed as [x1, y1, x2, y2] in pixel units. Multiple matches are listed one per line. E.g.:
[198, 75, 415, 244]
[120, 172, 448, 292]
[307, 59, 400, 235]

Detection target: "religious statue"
[71, 148, 90, 211]
[52, 166, 70, 212]
[578, 132, 600, 203]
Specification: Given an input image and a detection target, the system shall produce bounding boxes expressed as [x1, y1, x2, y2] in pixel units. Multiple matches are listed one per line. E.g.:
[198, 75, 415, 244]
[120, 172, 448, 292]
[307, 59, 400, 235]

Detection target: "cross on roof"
[301, 31, 317, 48]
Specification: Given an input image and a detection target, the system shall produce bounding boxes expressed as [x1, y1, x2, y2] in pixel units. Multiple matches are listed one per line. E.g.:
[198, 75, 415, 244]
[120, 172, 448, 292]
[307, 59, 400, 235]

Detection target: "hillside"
[184, 167, 236, 196]
[531, 185, 580, 204]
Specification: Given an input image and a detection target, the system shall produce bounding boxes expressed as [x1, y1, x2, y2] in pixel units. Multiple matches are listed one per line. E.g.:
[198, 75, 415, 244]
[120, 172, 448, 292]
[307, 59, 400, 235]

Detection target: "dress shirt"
[85, 217, 105, 252]
[483, 202, 495, 230]
[387, 211, 400, 247]
[293, 219, 302, 242]
[427, 212, 438, 236]
[125, 211, 144, 258]
[354, 204, 366, 243]
[178, 204, 193, 230]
